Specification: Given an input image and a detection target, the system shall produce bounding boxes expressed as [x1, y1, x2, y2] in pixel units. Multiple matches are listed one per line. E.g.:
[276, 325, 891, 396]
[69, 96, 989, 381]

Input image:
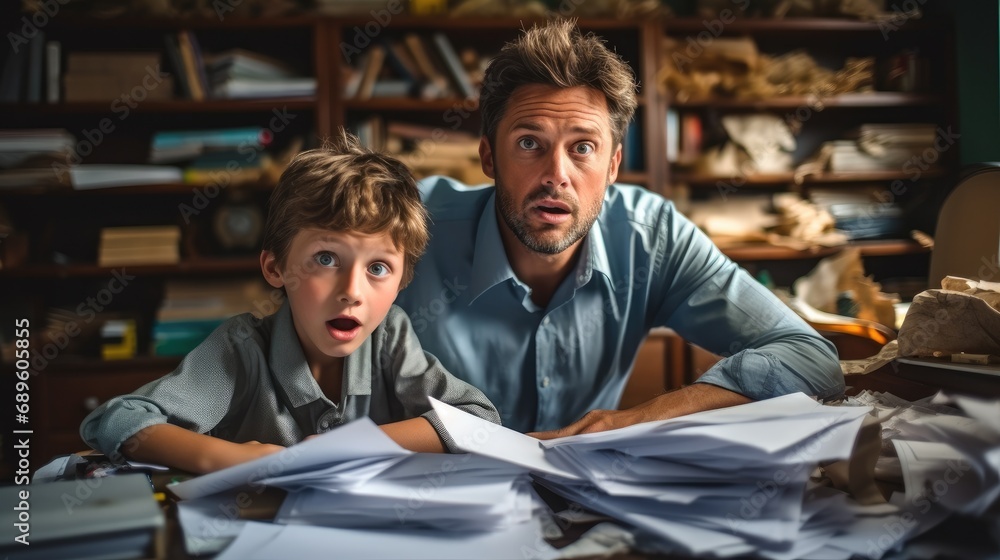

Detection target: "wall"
[934, 0, 1000, 165]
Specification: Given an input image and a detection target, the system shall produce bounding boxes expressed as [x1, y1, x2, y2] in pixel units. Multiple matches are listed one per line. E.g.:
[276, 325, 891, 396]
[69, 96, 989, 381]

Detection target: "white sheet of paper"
[428, 397, 581, 480]
[214, 519, 558, 560]
[169, 417, 410, 500]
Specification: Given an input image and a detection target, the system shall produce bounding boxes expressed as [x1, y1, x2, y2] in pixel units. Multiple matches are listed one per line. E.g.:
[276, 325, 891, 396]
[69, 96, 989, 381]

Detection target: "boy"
[81, 131, 500, 473]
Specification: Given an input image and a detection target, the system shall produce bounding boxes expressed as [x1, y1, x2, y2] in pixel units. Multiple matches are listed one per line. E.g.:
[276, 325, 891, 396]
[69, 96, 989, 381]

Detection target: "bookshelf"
[657, 14, 957, 275]
[0, 11, 958, 461]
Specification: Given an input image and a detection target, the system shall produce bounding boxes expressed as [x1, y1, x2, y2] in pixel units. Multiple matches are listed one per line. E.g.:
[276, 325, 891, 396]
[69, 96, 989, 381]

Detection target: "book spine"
[431, 33, 473, 99]
[45, 40, 60, 103]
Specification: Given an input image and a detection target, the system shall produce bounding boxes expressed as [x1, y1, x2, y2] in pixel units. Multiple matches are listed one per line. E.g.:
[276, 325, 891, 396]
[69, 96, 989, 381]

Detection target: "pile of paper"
[172, 418, 556, 559]
[432, 392, 874, 558]
[172, 391, 1000, 559]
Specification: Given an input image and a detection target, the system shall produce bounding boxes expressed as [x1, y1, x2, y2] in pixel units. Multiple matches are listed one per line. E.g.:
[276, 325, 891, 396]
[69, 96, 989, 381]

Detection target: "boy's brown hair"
[479, 19, 638, 149]
[261, 129, 428, 287]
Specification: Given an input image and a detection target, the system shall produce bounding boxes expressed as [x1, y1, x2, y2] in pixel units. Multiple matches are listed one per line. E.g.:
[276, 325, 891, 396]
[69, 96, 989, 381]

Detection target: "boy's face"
[261, 228, 404, 370]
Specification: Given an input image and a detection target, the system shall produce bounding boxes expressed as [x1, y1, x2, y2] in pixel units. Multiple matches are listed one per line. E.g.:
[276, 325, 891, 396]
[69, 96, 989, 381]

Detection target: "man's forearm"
[531, 383, 751, 439]
[633, 382, 751, 423]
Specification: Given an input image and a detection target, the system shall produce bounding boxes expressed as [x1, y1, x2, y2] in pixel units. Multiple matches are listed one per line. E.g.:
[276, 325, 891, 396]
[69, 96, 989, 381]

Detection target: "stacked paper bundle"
[172, 419, 556, 559]
[433, 393, 875, 558]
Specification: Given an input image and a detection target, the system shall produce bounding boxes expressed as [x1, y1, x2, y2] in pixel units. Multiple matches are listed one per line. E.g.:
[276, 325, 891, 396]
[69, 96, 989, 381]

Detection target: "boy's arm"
[123, 423, 284, 474]
[379, 417, 445, 453]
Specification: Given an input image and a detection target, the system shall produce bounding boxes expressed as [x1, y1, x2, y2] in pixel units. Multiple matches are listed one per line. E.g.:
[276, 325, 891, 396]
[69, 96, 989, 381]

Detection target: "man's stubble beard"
[493, 166, 607, 256]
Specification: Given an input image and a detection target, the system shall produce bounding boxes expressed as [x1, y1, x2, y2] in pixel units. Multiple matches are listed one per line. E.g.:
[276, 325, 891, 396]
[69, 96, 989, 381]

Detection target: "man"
[396, 20, 843, 436]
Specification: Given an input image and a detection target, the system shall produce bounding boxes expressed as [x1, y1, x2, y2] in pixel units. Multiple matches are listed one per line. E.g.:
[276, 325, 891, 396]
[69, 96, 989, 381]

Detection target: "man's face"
[480, 84, 622, 255]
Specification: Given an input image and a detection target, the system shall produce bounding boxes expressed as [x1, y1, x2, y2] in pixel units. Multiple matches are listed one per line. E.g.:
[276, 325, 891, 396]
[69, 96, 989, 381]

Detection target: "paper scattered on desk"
[215, 517, 558, 560]
[169, 417, 410, 500]
[434, 392, 875, 558]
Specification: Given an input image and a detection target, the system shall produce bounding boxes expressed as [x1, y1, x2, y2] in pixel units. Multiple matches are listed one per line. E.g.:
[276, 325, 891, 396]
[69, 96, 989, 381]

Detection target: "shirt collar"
[469, 193, 517, 303]
[269, 301, 371, 409]
[469, 191, 617, 302]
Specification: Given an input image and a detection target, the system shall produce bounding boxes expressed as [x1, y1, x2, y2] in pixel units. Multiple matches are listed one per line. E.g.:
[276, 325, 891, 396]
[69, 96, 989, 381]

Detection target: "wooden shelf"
[617, 171, 649, 185]
[344, 98, 478, 112]
[46, 16, 319, 30]
[720, 239, 929, 261]
[663, 17, 940, 34]
[0, 181, 277, 196]
[0, 258, 261, 279]
[6, 99, 317, 114]
[668, 92, 945, 109]
[673, 168, 947, 186]
[7, 355, 183, 373]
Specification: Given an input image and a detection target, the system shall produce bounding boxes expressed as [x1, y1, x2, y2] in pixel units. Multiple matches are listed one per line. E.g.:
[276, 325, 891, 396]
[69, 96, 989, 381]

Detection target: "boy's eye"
[517, 137, 538, 150]
[368, 262, 391, 277]
[314, 252, 338, 267]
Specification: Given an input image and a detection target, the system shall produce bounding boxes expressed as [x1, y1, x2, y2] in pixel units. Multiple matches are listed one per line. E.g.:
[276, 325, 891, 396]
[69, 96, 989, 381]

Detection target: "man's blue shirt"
[397, 176, 844, 432]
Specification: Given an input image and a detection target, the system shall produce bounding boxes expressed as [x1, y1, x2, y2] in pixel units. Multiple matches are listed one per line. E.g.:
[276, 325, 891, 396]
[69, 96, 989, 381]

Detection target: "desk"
[845, 359, 1000, 401]
[56, 362, 1000, 559]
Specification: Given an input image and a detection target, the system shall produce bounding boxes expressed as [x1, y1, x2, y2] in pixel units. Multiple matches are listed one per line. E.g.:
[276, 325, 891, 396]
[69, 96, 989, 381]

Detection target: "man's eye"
[368, 262, 390, 277]
[518, 138, 538, 150]
[574, 143, 594, 155]
[314, 252, 337, 267]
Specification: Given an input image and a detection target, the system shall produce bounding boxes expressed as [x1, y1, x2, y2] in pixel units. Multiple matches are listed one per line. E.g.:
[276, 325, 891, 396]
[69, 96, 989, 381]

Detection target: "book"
[355, 44, 386, 100]
[211, 77, 316, 99]
[431, 32, 474, 99]
[205, 48, 295, 81]
[100, 225, 181, 245]
[69, 164, 183, 189]
[66, 51, 160, 76]
[45, 40, 60, 103]
[25, 31, 45, 103]
[176, 31, 206, 101]
[0, 39, 28, 102]
[383, 38, 420, 83]
[163, 33, 191, 99]
[403, 33, 450, 97]
[98, 246, 181, 267]
[0, 473, 164, 560]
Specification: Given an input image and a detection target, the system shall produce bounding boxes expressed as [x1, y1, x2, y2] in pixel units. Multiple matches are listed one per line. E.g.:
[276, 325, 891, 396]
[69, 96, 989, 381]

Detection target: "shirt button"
[541, 376, 550, 388]
[320, 420, 330, 430]
[542, 316, 550, 326]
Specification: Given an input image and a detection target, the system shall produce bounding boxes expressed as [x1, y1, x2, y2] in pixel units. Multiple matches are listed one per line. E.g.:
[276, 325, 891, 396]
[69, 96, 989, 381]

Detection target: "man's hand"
[529, 408, 645, 440]
[529, 383, 751, 440]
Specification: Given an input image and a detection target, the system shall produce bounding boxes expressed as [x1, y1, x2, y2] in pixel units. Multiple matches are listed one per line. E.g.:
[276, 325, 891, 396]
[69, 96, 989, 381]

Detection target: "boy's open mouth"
[328, 318, 360, 331]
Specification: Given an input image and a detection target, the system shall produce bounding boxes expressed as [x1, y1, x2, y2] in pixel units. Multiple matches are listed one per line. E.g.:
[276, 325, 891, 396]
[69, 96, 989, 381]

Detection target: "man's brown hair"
[479, 19, 639, 148]
[261, 129, 428, 287]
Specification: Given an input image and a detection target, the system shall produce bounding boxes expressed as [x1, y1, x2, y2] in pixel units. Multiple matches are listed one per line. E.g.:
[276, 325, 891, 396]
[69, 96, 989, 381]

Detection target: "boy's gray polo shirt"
[81, 302, 499, 456]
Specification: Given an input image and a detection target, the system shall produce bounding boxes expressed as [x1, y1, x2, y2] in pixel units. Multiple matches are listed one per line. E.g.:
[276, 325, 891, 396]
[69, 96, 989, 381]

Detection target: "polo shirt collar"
[269, 301, 372, 409]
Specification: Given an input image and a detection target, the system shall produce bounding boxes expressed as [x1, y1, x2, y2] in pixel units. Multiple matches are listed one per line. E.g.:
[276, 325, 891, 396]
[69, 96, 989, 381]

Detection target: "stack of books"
[153, 278, 273, 356]
[63, 51, 173, 102]
[824, 123, 938, 173]
[380, 121, 489, 184]
[97, 225, 181, 267]
[0, 128, 74, 189]
[206, 48, 315, 99]
[344, 33, 477, 100]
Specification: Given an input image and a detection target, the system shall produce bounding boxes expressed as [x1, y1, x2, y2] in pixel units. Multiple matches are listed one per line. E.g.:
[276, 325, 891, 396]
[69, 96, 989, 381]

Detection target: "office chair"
[784, 297, 896, 360]
[928, 163, 1000, 289]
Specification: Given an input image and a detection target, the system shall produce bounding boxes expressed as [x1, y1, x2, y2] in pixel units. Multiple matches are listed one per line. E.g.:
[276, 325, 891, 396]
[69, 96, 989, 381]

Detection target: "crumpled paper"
[897, 276, 1000, 357]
